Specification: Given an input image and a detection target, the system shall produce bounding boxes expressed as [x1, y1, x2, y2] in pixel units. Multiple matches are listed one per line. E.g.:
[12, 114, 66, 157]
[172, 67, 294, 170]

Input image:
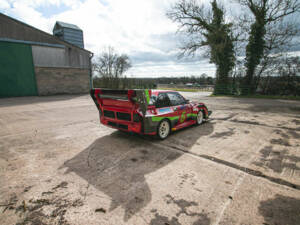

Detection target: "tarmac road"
[0, 93, 300, 225]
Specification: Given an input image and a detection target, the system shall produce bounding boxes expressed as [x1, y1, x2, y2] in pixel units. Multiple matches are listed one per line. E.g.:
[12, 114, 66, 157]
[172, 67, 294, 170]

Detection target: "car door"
[167, 92, 191, 125]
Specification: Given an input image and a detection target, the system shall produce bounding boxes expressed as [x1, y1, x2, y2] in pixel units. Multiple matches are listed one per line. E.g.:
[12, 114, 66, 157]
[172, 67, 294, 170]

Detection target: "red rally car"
[90, 89, 212, 139]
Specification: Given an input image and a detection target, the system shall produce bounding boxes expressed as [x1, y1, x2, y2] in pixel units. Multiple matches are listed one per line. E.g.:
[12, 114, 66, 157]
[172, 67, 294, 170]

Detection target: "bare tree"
[236, 0, 300, 94]
[258, 55, 300, 95]
[93, 46, 132, 88]
[167, 0, 236, 94]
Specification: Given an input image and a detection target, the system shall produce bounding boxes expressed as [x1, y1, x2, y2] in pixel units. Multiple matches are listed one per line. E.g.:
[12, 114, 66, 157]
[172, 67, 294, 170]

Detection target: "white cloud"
[0, 0, 10, 9]
[129, 60, 216, 77]
[2, 1, 52, 30]
[0, 0, 217, 77]
[4, 0, 80, 8]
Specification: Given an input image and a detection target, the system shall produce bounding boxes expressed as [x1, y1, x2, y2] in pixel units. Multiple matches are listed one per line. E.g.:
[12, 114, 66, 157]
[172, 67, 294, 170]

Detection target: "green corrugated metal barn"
[0, 13, 92, 98]
[0, 41, 38, 97]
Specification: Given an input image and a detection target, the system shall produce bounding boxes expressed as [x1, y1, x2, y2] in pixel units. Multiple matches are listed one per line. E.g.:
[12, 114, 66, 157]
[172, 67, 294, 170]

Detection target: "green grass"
[159, 88, 210, 92]
[210, 94, 300, 101]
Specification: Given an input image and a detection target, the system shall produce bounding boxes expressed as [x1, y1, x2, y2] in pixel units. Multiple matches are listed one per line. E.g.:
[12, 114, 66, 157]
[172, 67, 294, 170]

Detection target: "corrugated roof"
[0, 38, 65, 48]
[56, 21, 82, 30]
[0, 13, 91, 53]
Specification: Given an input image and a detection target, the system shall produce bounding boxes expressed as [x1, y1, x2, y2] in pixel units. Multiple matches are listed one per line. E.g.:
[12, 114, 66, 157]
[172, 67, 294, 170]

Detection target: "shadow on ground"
[162, 121, 215, 150]
[259, 194, 300, 225]
[62, 122, 214, 221]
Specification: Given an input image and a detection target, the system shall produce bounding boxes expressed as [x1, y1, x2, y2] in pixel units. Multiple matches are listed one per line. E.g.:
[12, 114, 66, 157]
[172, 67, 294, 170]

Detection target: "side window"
[167, 92, 186, 106]
[149, 95, 157, 105]
[156, 93, 171, 108]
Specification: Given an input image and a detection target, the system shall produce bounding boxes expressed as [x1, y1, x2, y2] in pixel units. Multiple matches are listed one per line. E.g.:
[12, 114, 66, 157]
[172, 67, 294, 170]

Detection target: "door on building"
[0, 41, 38, 97]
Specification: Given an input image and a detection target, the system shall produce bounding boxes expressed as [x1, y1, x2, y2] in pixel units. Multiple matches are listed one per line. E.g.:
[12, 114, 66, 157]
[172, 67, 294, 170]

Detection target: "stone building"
[0, 13, 93, 97]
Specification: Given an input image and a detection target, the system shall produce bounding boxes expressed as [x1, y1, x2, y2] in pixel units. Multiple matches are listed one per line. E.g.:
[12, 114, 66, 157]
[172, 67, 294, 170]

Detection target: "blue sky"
[0, 0, 298, 77]
[36, 3, 70, 18]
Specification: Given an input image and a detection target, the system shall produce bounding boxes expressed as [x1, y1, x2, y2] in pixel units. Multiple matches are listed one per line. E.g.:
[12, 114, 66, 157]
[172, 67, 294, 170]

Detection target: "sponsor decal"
[180, 111, 186, 123]
[144, 89, 150, 104]
[179, 105, 187, 110]
[187, 113, 197, 118]
[152, 115, 179, 122]
[159, 108, 172, 113]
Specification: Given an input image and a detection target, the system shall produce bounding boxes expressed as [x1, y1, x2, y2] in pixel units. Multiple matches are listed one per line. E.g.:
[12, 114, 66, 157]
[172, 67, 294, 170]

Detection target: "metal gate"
[0, 41, 38, 97]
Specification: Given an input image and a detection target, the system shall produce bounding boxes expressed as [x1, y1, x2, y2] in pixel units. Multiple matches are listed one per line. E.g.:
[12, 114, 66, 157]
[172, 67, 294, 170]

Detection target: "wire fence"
[213, 84, 256, 95]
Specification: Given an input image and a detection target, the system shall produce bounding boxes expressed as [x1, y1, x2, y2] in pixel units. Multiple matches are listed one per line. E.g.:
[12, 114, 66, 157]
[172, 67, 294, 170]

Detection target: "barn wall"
[32, 46, 67, 67]
[32, 46, 90, 95]
[32, 45, 89, 69]
[35, 67, 89, 95]
[0, 13, 92, 96]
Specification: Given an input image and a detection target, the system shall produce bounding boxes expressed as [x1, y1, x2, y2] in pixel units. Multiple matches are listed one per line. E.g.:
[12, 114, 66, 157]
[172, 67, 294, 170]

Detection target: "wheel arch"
[198, 106, 208, 119]
[163, 118, 172, 128]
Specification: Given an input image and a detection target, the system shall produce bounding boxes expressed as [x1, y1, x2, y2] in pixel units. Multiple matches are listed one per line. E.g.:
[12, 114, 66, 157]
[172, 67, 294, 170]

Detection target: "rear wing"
[90, 88, 152, 116]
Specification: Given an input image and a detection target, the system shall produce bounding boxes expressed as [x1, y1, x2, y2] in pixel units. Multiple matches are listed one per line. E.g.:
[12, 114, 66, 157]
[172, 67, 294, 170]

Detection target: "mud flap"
[205, 110, 212, 121]
[135, 90, 148, 116]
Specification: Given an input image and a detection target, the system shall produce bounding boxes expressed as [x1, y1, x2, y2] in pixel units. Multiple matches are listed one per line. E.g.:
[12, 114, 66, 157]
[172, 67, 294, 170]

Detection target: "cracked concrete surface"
[0, 93, 300, 225]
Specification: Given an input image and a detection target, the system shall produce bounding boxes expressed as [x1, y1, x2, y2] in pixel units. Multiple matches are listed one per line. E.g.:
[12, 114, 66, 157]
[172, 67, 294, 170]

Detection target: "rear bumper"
[101, 117, 141, 133]
[100, 117, 156, 135]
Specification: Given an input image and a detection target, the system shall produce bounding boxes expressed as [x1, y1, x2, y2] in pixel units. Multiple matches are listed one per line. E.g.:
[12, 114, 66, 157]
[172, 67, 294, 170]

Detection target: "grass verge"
[210, 94, 300, 101]
[160, 88, 210, 92]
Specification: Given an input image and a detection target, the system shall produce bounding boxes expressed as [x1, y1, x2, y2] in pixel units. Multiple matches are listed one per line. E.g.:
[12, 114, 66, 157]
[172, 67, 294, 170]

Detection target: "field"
[1, 93, 300, 225]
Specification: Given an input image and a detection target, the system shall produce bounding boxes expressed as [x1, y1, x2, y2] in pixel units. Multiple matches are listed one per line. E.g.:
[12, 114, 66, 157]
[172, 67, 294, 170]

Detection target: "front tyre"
[196, 110, 204, 125]
[157, 119, 170, 140]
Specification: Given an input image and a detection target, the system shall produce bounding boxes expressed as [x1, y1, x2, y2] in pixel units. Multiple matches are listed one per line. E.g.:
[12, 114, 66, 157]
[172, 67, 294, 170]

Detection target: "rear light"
[133, 113, 142, 122]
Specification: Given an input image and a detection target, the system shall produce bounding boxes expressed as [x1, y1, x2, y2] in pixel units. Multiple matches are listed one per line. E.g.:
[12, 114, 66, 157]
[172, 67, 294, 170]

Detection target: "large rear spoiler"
[90, 88, 152, 116]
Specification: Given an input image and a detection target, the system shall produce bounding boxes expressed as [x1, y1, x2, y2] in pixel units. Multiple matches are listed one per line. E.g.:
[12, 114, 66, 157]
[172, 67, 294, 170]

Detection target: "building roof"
[0, 13, 91, 54]
[0, 38, 65, 48]
[55, 21, 82, 31]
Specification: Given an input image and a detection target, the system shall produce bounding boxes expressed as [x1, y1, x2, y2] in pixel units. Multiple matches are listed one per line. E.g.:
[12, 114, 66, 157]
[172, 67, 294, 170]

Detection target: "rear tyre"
[196, 110, 204, 125]
[157, 119, 170, 140]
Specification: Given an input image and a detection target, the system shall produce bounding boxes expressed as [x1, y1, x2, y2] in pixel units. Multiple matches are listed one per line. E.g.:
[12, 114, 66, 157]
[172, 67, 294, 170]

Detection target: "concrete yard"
[1, 93, 300, 225]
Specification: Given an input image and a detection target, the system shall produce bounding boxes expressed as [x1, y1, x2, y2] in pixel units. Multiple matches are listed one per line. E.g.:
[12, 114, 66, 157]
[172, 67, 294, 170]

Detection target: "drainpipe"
[89, 52, 94, 90]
